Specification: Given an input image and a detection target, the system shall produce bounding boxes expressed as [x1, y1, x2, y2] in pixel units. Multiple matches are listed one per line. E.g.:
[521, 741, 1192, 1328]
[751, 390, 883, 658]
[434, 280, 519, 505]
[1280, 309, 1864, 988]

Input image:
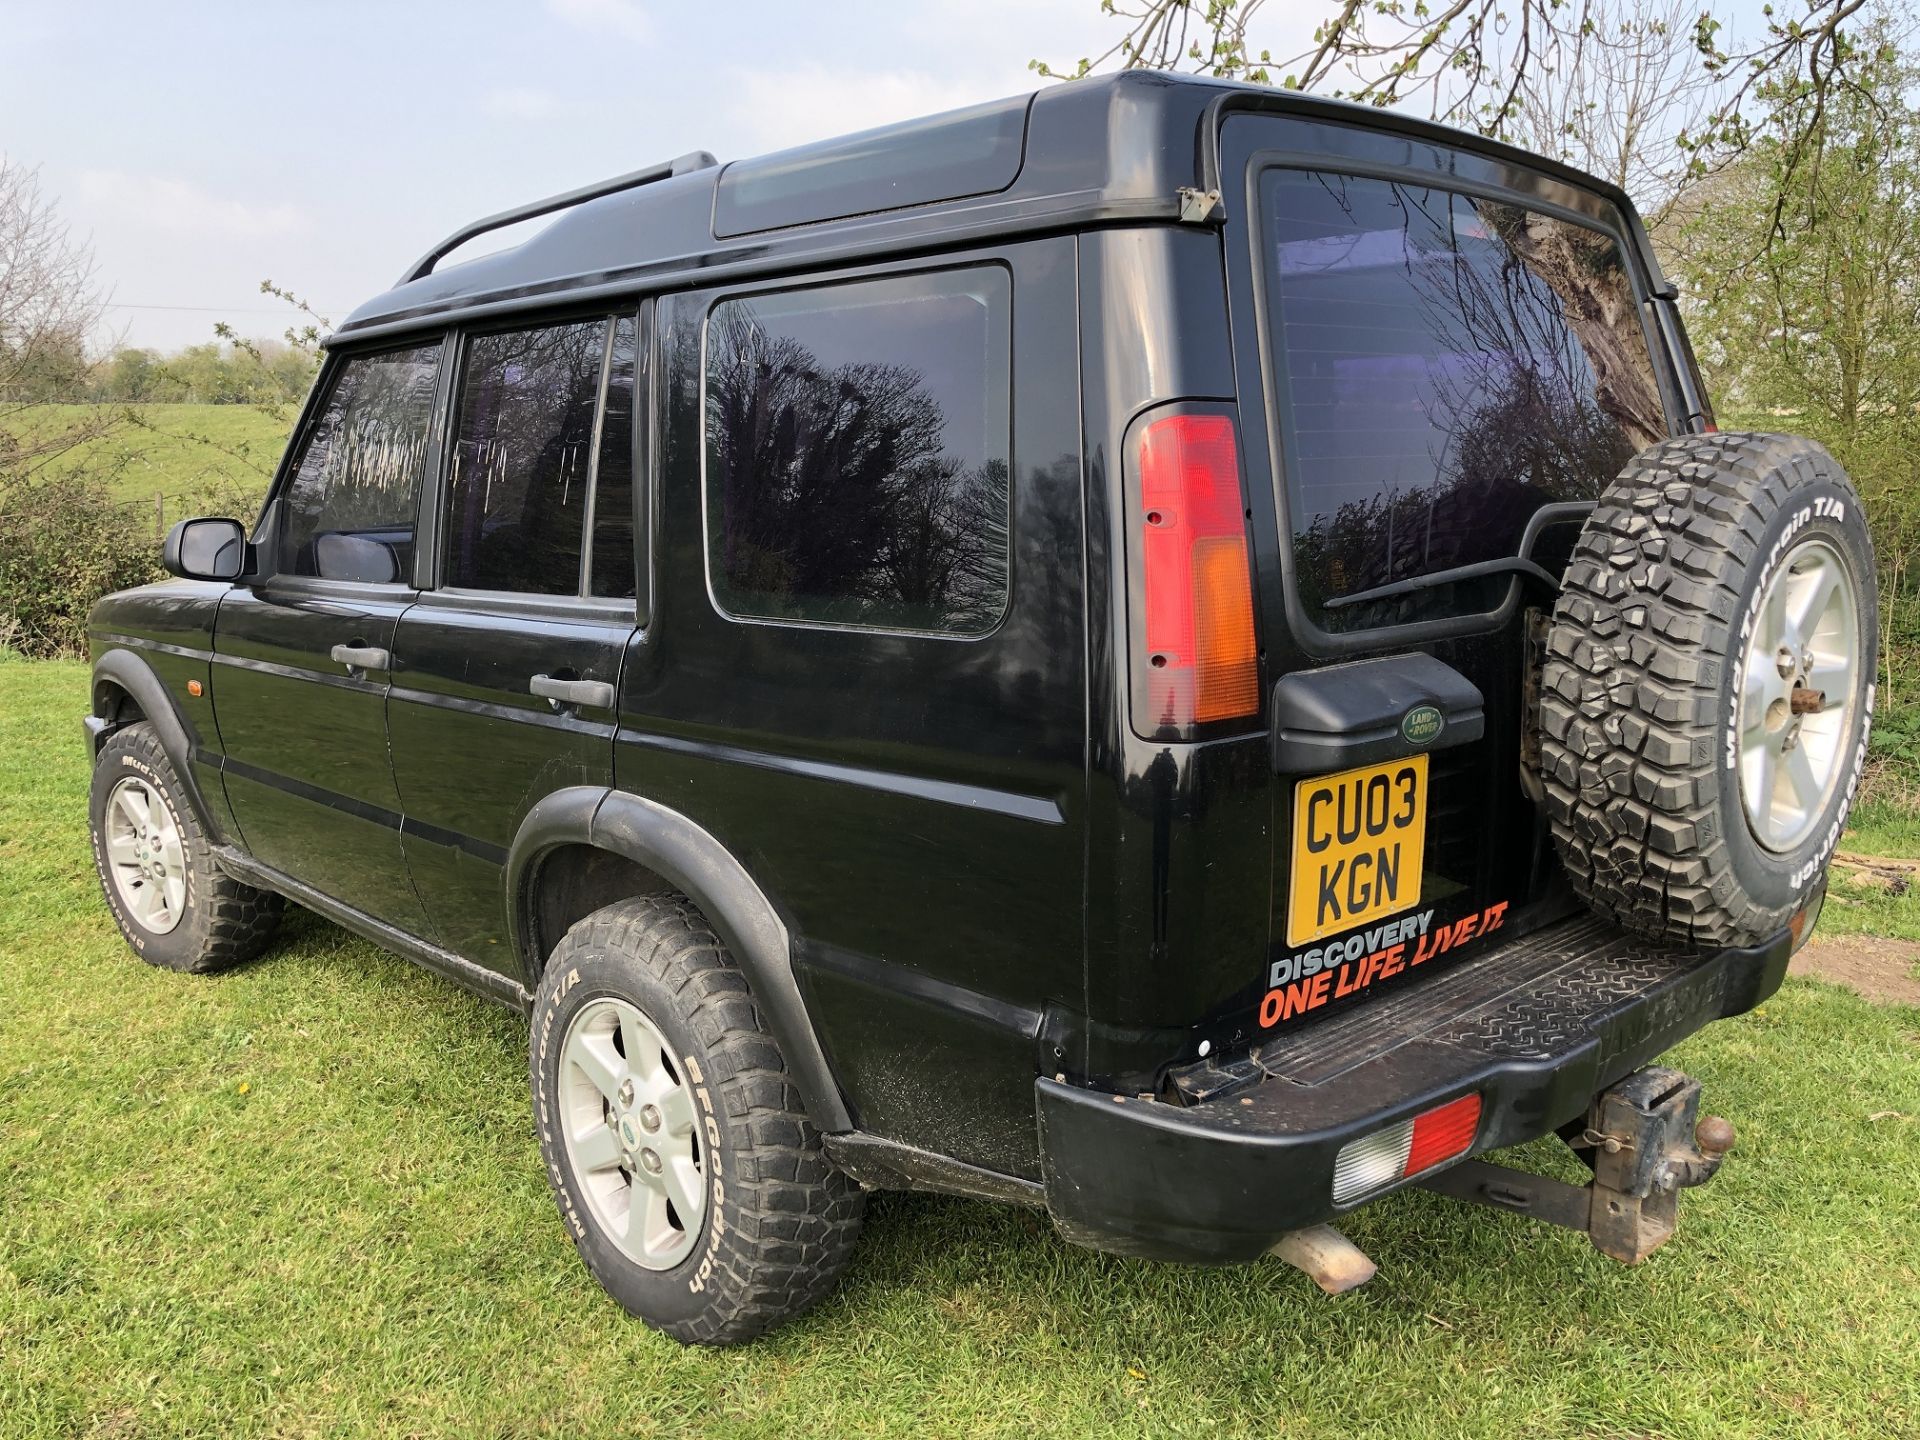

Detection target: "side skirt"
[824, 1132, 1044, 1208]
[211, 845, 533, 1014]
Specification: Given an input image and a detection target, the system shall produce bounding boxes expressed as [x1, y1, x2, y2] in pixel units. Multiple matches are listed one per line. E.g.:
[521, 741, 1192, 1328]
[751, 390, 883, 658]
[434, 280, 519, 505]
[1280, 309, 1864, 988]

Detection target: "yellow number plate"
[1287, 755, 1428, 946]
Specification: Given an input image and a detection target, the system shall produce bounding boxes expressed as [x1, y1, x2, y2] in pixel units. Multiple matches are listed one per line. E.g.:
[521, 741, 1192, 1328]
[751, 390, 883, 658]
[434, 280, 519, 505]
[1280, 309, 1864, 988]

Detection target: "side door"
[212, 340, 444, 933]
[628, 246, 1087, 1176]
[386, 311, 642, 978]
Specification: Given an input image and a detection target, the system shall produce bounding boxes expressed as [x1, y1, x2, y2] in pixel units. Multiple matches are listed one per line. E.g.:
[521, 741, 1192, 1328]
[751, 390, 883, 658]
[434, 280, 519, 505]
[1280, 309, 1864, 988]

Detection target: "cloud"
[74, 171, 304, 241]
[485, 86, 563, 121]
[726, 64, 1005, 153]
[545, 0, 651, 43]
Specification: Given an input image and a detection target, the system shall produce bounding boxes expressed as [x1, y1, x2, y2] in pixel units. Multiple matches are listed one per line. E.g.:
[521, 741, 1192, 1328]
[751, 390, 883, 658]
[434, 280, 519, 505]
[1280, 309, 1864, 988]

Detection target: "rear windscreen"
[1258, 168, 1666, 632]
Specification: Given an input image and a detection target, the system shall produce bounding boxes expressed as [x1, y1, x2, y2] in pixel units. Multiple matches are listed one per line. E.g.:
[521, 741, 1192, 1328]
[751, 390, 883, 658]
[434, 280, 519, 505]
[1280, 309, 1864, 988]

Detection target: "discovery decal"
[1258, 899, 1511, 1029]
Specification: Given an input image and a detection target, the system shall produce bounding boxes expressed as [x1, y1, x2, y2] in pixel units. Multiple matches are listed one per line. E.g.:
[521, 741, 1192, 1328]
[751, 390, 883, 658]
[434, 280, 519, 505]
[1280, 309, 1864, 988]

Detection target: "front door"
[212, 340, 444, 933]
[387, 312, 642, 976]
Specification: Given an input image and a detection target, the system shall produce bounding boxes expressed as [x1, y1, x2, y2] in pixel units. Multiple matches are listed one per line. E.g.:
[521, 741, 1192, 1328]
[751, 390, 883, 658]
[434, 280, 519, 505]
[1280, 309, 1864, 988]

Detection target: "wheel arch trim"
[507, 786, 852, 1134]
[90, 647, 222, 838]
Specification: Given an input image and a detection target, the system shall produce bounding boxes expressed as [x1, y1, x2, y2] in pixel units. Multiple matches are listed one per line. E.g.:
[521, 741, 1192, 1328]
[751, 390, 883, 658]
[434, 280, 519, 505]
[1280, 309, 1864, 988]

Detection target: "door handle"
[530, 674, 614, 710]
[329, 643, 391, 673]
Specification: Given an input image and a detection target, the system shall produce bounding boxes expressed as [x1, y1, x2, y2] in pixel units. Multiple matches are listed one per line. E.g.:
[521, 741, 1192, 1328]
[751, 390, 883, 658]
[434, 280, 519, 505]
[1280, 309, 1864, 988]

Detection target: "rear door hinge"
[1177, 187, 1224, 224]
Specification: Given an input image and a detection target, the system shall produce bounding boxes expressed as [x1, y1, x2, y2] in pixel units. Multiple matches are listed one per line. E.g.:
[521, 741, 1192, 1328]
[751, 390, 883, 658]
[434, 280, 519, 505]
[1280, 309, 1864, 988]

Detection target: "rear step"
[1037, 921, 1787, 1264]
[1174, 911, 1703, 1103]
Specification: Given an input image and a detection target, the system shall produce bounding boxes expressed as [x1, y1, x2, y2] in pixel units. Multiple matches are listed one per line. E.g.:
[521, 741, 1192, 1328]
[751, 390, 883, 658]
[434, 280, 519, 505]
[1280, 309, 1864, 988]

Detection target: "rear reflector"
[1137, 414, 1259, 732]
[1330, 1093, 1482, 1205]
[1405, 1092, 1483, 1176]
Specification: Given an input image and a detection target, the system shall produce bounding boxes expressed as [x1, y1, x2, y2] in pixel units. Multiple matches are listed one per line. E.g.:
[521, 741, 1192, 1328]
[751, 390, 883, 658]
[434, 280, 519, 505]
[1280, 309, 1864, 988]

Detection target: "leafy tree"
[1671, 16, 1920, 706]
[1674, 31, 1920, 431]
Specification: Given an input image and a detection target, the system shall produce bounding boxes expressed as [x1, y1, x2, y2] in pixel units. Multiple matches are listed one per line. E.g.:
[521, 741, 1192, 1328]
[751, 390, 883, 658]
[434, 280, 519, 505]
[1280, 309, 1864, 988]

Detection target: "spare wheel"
[1540, 431, 1877, 948]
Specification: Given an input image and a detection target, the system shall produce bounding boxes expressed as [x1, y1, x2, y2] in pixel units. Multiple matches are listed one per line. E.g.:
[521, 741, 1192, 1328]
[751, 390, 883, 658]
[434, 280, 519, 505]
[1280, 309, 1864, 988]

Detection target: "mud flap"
[1416, 1065, 1734, 1263]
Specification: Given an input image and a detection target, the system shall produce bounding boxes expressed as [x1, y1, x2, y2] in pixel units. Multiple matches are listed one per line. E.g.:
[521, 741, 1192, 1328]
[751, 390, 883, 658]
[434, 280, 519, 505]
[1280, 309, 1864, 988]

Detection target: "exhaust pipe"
[1268, 1224, 1377, 1295]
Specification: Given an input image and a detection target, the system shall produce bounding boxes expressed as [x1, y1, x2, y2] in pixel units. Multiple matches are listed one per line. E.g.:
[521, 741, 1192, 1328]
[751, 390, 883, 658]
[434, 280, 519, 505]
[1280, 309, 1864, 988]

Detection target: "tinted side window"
[1259, 169, 1666, 631]
[704, 269, 1011, 636]
[279, 343, 440, 583]
[445, 319, 605, 594]
[589, 315, 638, 599]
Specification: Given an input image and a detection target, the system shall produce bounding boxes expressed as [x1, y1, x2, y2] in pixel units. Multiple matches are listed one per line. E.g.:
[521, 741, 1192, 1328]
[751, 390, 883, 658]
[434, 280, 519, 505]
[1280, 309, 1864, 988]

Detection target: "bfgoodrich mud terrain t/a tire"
[88, 721, 284, 973]
[1541, 432, 1877, 949]
[529, 896, 865, 1345]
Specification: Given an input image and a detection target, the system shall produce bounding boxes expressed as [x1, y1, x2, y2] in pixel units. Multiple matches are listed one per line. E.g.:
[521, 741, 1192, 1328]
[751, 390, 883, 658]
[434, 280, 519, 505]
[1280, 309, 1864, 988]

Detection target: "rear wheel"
[529, 895, 864, 1345]
[1541, 432, 1877, 948]
[88, 722, 284, 972]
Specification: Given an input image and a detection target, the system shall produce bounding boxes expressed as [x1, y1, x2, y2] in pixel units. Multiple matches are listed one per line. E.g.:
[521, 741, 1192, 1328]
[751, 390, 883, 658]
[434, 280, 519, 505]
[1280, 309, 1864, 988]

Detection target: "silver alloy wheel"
[102, 775, 187, 934]
[557, 996, 705, 1270]
[1738, 536, 1860, 852]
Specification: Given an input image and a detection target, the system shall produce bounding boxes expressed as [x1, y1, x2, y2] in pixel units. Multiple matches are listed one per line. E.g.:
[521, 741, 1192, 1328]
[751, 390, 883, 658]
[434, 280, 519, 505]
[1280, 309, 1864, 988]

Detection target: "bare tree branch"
[1034, 0, 1877, 213]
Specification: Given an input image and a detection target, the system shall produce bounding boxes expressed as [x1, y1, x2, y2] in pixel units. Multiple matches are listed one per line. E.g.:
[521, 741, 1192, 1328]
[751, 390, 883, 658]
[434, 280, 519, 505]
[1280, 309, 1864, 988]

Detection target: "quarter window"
[703, 269, 1012, 636]
[278, 343, 441, 583]
[589, 315, 639, 599]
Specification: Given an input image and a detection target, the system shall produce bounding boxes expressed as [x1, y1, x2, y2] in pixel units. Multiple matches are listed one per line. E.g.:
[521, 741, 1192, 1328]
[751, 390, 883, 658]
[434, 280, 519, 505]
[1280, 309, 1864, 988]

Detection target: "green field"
[6, 403, 290, 509]
[3, 655, 1919, 1438]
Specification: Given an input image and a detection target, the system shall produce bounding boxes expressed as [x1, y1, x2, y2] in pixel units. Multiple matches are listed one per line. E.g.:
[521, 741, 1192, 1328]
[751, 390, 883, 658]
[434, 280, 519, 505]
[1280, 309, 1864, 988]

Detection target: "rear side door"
[386, 311, 642, 977]
[212, 340, 444, 933]
[1216, 114, 1683, 1030]
[627, 245, 1086, 1176]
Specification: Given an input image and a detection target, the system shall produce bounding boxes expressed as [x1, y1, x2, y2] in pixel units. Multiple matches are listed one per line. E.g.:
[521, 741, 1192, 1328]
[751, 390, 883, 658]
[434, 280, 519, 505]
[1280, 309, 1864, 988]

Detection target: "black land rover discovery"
[84, 72, 1877, 1344]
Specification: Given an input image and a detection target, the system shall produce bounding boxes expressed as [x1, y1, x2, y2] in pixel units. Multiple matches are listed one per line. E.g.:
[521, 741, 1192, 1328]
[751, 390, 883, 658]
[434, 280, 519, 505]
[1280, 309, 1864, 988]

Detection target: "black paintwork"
[1269, 653, 1484, 775]
[84, 72, 1733, 1257]
[1039, 922, 1793, 1262]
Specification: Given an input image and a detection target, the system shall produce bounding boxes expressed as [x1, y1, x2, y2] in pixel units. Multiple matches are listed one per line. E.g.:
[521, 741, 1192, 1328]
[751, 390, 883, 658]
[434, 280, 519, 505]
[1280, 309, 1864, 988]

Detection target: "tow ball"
[1416, 1066, 1735, 1263]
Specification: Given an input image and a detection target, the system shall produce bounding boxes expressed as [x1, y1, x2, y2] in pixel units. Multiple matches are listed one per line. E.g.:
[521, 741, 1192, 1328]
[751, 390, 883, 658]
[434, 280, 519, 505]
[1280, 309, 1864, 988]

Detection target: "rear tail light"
[1330, 1093, 1482, 1205]
[1135, 413, 1259, 735]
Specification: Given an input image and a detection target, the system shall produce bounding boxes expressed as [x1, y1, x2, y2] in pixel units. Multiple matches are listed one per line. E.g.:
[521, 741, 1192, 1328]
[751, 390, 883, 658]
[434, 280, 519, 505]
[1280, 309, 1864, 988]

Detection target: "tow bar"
[1416, 1066, 1735, 1263]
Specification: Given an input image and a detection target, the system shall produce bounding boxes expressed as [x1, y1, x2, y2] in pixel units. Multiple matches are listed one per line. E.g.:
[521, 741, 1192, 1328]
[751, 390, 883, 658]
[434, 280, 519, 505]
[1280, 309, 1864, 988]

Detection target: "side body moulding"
[506, 787, 854, 1134]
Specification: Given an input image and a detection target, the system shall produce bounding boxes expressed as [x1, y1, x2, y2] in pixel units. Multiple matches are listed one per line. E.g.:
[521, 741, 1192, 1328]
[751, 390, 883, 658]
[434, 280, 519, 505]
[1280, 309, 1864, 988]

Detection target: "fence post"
[154, 492, 164, 545]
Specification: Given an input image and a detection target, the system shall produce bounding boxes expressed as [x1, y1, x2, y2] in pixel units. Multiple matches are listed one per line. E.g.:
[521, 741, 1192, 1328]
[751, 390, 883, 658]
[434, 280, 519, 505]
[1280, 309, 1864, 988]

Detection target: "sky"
[0, 0, 1206, 352]
[2, 0, 1784, 355]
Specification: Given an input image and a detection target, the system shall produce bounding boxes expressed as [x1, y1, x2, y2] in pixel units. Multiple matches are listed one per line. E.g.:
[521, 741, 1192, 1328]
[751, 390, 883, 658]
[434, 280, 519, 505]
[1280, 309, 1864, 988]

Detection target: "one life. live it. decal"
[1257, 899, 1511, 1029]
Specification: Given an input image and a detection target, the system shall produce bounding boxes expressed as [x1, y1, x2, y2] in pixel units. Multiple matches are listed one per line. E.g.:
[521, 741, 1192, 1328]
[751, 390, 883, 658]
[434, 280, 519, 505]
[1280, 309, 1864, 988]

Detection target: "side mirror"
[312, 532, 400, 584]
[163, 517, 248, 581]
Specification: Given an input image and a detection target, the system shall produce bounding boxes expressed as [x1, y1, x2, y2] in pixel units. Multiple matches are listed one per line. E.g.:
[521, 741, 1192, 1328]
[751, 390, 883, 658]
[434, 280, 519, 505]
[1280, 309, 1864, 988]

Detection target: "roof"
[333, 71, 1652, 345]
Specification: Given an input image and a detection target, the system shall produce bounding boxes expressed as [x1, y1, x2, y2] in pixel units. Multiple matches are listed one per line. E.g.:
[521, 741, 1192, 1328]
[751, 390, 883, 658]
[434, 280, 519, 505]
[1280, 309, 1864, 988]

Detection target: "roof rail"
[397, 149, 719, 286]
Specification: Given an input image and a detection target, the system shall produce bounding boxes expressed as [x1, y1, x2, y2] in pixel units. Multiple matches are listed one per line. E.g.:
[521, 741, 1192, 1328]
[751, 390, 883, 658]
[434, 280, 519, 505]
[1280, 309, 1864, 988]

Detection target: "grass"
[1815, 873, 1920, 945]
[1840, 795, 1920, 860]
[1816, 795, 1920, 944]
[5, 403, 288, 507]
[3, 655, 1919, 1439]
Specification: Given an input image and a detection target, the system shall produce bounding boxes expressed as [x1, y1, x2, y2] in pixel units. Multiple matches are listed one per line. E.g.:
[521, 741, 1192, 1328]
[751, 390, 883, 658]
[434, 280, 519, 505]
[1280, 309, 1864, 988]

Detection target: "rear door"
[386, 310, 642, 976]
[626, 245, 1086, 1175]
[1217, 114, 1683, 1029]
[212, 341, 443, 933]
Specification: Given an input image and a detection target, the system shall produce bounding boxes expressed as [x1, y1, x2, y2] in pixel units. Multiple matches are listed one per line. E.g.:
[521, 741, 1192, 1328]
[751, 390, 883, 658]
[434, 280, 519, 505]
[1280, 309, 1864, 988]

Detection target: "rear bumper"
[1035, 914, 1791, 1263]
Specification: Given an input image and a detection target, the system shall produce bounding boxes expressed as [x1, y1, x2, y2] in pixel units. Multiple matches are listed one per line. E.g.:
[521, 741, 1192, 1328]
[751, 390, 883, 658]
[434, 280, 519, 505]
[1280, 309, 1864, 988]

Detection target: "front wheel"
[529, 895, 864, 1345]
[88, 721, 283, 972]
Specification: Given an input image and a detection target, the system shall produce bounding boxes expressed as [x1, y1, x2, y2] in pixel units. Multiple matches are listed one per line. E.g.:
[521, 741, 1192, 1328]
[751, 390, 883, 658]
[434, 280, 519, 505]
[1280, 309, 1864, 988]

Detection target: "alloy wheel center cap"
[618, 1115, 640, 1149]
